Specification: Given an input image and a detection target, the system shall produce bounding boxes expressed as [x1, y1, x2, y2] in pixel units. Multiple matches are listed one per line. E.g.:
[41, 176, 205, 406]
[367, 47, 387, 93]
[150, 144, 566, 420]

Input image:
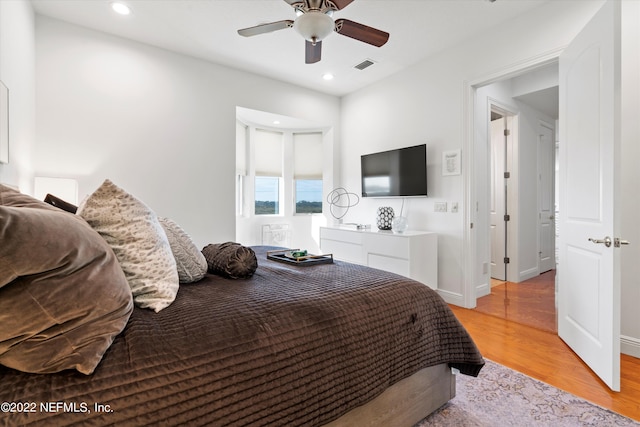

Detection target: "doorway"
[473, 64, 559, 331]
[464, 0, 635, 392]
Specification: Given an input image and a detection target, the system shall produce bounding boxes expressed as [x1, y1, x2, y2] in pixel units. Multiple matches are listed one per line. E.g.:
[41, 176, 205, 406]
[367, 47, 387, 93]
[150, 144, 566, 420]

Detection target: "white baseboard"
[518, 267, 538, 283]
[476, 283, 490, 298]
[621, 335, 640, 358]
[437, 289, 466, 307]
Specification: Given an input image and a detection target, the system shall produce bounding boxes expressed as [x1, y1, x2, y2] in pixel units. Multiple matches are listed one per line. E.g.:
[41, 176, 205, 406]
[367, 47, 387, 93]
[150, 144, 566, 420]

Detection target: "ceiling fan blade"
[305, 40, 322, 64]
[238, 20, 294, 37]
[334, 19, 389, 47]
[328, 0, 355, 10]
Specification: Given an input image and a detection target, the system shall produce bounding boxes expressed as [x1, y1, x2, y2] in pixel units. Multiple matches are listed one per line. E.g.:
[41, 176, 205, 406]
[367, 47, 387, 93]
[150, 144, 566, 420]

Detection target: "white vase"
[391, 216, 408, 234]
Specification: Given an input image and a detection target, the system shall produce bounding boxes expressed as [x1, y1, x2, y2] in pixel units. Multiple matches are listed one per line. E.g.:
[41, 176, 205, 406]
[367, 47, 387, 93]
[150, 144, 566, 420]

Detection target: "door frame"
[488, 103, 518, 286]
[537, 119, 556, 274]
[462, 49, 564, 308]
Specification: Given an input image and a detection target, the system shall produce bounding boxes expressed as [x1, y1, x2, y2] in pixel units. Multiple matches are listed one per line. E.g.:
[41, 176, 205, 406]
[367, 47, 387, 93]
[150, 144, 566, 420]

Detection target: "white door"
[558, 0, 621, 391]
[490, 118, 506, 280]
[538, 122, 555, 273]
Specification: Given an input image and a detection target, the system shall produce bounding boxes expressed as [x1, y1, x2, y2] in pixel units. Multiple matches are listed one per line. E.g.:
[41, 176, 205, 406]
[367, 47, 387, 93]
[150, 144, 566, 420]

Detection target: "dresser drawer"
[364, 233, 409, 259]
[368, 254, 410, 277]
[320, 237, 363, 264]
[320, 227, 364, 245]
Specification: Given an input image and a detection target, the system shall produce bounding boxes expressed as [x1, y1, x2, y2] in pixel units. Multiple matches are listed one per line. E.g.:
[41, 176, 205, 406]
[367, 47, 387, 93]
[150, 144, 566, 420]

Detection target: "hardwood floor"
[476, 270, 557, 333]
[449, 272, 640, 421]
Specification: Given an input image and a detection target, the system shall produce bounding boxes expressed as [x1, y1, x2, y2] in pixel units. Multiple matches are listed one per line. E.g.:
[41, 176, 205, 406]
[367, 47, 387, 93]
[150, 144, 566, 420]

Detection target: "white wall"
[620, 0, 640, 358]
[34, 16, 340, 249]
[340, 0, 603, 305]
[0, 0, 35, 191]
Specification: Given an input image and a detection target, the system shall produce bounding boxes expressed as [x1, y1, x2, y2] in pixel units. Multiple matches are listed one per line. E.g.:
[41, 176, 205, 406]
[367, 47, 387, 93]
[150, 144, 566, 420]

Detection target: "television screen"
[361, 144, 427, 197]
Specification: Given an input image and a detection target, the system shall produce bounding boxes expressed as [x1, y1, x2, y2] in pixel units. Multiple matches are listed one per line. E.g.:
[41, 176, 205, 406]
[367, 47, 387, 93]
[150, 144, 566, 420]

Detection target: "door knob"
[588, 236, 612, 247]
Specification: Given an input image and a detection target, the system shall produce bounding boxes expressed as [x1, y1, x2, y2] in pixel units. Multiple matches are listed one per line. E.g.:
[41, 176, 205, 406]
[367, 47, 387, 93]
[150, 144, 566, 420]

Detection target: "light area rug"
[416, 359, 639, 426]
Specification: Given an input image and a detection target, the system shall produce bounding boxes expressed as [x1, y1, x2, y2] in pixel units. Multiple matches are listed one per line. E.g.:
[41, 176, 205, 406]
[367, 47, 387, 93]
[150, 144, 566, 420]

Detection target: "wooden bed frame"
[325, 364, 455, 427]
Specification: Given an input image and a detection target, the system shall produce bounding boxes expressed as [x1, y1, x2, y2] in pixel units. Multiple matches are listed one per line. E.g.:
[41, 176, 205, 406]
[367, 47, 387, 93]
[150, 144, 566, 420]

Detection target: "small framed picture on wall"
[442, 149, 461, 176]
[0, 81, 8, 164]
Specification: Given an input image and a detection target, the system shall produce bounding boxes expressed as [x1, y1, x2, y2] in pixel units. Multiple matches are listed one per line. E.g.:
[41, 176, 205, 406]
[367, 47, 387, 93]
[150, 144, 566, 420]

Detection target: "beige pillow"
[78, 180, 179, 312]
[0, 185, 133, 374]
[159, 217, 207, 283]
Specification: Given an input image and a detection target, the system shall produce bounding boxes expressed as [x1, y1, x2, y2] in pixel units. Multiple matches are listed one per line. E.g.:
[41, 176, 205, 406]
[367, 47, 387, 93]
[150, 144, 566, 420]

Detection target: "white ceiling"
[30, 0, 551, 97]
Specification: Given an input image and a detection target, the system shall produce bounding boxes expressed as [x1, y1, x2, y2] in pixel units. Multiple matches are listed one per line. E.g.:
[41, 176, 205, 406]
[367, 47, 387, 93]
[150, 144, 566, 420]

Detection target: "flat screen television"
[361, 144, 427, 198]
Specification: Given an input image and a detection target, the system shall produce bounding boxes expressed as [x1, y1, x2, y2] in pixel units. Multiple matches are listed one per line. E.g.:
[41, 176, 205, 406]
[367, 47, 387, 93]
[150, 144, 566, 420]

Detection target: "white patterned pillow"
[159, 217, 207, 283]
[78, 179, 179, 312]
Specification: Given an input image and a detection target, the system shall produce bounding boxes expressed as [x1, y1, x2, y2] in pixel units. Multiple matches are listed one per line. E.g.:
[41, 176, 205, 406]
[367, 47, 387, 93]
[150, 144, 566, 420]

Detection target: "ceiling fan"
[237, 0, 390, 64]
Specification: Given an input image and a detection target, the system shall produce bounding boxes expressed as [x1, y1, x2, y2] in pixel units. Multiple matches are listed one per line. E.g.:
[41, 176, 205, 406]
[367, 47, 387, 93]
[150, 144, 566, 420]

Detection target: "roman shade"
[254, 129, 283, 177]
[293, 132, 323, 179]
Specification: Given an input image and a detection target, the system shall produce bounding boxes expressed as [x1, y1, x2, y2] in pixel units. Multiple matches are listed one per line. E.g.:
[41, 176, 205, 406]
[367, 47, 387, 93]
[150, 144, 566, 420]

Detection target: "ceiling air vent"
[354, 59, 376, 70]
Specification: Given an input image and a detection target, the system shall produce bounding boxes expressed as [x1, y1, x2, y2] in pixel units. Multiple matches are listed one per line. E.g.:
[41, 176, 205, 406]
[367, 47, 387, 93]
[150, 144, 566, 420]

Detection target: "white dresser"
[319, 226, 438, 289]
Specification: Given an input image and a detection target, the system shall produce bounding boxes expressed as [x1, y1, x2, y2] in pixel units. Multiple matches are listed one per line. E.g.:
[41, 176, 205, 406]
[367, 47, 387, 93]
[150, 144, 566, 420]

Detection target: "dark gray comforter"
[0, 246, 483, 426]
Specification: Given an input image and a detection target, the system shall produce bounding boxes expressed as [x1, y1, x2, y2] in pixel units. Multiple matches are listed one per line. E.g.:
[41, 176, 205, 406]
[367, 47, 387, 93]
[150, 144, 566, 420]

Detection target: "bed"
[0, 182, 483, 427]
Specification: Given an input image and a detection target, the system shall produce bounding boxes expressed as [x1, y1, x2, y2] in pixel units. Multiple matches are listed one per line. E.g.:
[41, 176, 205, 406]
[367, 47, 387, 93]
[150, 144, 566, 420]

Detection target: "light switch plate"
[434, 202, 447, 212]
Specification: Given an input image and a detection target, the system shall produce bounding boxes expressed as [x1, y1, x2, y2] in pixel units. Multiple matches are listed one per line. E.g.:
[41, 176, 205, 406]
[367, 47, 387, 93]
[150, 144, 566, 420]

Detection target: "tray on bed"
[267, 249, 334, 266]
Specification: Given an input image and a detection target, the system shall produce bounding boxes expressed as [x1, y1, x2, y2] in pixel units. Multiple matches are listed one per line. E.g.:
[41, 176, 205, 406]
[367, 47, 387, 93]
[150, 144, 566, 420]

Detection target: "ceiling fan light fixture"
[293, 11, 334, 44]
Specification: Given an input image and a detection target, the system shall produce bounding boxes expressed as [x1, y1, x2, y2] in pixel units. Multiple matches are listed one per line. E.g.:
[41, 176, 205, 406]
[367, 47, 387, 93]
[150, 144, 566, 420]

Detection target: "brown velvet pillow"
[0, 184, 59, 210]
[202, 242, 258, 279]
[44, 193, 78, 213]
[0, 185, 133, 374]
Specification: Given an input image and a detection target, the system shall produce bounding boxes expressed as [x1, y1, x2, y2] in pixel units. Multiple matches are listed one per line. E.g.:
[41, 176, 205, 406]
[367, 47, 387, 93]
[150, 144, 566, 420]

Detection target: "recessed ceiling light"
[111, 2, 131, 15]
[273, 120, 281, 125]
[323, 73, 334, 81]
